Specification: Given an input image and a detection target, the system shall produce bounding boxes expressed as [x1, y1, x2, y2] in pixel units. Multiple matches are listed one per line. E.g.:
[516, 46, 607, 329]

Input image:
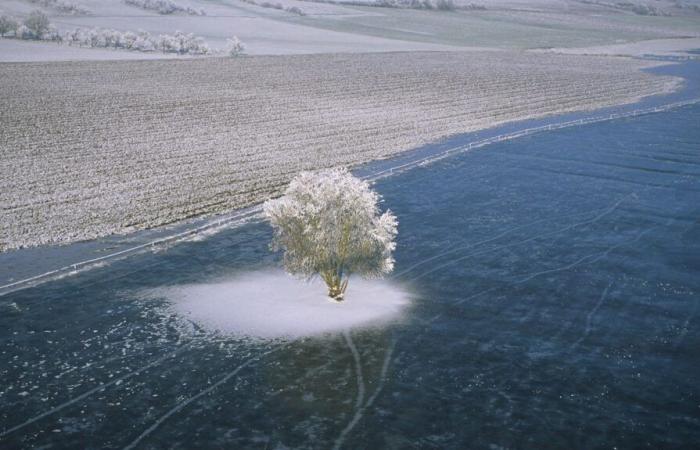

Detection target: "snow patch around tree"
[154, 270, 412, 340]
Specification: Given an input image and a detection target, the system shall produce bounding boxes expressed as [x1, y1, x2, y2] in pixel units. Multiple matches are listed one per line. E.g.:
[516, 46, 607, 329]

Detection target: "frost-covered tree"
[63, 27, 211, 54]
[435, 0, 455, 10]
[286, 6, 304, 15]
[0, 16, 19, 37]
[225, 36, 244, 56]
[24, 10, 50, 38]
[264, 168, 398, 301]
[157, 30, 210, 54]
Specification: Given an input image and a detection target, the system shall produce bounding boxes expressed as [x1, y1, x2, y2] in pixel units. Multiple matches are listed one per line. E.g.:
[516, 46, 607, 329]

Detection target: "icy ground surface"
[1, 104, 699, 448]
[159, 271, 411, 339]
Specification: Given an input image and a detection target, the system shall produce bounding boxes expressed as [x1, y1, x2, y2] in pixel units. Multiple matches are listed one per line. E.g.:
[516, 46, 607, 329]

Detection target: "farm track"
[0, 51, 679, 250]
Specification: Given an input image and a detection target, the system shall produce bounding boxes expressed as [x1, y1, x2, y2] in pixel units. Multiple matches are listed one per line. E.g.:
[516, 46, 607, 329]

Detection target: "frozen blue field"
[1, 96, 700, 448]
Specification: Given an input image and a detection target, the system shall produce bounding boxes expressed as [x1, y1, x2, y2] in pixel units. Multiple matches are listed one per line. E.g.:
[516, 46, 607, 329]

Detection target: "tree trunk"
[322, 271, 349, 302]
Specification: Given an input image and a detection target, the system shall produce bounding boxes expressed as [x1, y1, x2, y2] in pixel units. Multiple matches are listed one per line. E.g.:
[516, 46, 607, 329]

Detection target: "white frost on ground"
[160, 270, 411, 339]
[0, 51, 680, 251]
[539, 37, 700, 58]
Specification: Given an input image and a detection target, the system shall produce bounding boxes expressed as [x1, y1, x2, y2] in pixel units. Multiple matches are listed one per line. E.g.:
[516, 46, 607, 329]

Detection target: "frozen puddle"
[159, 270, 411, 339]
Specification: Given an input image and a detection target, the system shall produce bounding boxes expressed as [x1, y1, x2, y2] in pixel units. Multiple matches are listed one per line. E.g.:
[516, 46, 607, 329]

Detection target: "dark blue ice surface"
[1, 100, 699, 449]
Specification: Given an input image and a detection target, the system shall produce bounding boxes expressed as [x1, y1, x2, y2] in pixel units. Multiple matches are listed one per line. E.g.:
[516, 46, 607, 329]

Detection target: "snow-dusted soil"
[0, 51, 679, 251]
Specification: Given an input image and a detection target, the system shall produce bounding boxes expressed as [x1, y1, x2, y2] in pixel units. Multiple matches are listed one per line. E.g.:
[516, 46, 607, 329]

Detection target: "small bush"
[225, 36, 245, 56]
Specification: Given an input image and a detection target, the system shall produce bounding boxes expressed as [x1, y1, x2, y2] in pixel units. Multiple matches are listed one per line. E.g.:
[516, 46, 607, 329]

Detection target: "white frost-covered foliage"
[24, 10, 50, 36]
[264, 168, 398, 300]
[124, 0, 205, 15]
[0, 16, 19, 37]
[225, 36, 245, 56]
[15, 10, 62, 40]
[156, 30, 210, 54]
[64, 28, 211, 54]
[27, 0, 90, 15]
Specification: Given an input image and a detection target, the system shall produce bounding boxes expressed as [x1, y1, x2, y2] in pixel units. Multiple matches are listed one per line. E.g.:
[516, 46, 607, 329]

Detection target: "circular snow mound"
[162, 270, 411, 339]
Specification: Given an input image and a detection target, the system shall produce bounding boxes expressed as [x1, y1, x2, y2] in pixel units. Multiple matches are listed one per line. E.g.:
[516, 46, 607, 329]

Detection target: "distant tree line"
[0, 10, 244, 56]
[26, 0, 90, 16]
[124, 0, 206, 16]
[239, 0, 306, 16]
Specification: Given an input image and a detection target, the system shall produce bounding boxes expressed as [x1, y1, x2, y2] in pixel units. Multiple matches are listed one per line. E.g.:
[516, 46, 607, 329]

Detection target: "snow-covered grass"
[0, 51, 678, 250]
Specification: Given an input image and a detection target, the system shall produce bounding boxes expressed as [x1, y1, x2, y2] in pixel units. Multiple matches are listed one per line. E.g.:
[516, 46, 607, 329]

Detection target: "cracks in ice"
[569, 281, 613, 351]
[123, 348, 278, 450]
[404, 194, 631, 284]
[0, 348, 184, 439]
[386, 224, 656, 403]
[343, 331, 366, 413]
[394, 205, 611, 279]
[333, 336, 396, 450]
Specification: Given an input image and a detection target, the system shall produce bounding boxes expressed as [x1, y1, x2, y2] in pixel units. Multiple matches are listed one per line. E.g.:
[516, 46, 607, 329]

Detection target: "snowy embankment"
[0, 51, 680, 251]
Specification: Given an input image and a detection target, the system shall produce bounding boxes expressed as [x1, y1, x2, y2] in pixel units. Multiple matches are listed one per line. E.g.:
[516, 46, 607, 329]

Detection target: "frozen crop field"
[0, 51, 680, 250]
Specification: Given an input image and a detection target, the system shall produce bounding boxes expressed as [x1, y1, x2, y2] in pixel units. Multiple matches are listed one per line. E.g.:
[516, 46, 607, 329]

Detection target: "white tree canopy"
[263, 168, 398, 300]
